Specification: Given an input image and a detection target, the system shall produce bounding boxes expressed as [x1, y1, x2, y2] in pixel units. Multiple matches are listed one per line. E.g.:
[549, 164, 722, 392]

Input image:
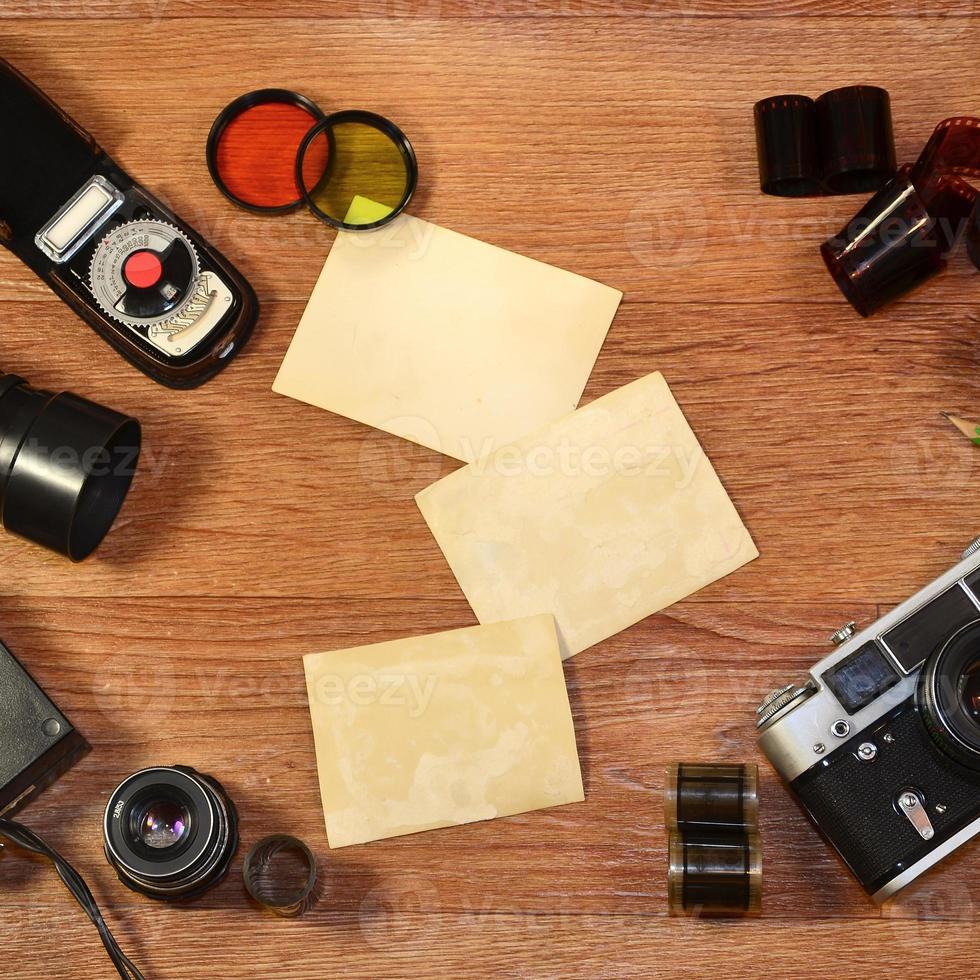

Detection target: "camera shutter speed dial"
[89, 220, 200, 328]
[756, 682, 816, 728]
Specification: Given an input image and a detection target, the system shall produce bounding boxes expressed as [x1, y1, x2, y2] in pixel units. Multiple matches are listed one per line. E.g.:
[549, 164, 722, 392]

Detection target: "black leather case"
[0, 58, 258, 388]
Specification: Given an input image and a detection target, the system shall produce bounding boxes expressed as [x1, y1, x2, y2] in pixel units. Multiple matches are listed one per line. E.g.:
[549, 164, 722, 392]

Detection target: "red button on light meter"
[123, 250, 163, 289]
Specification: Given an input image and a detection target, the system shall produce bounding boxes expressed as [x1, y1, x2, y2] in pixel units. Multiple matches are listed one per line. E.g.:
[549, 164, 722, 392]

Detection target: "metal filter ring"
[243, 834, 319, 917]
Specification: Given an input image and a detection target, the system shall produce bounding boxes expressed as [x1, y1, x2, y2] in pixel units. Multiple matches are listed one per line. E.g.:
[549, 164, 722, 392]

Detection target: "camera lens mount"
[917, 619, 980, 774]
[103, 766, 239, 901]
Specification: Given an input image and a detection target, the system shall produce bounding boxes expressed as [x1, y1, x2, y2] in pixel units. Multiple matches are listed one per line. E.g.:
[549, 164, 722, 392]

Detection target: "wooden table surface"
[2, 3, 979, 978]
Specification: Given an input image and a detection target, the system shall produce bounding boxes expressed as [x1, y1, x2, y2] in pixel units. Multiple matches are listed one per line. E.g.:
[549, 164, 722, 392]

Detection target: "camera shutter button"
[829, 622, 856, 646]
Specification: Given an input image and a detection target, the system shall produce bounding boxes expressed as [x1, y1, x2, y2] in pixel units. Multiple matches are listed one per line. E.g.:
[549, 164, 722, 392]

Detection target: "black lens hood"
[0, 372, 140, 561]
[917, 618, 980, 774]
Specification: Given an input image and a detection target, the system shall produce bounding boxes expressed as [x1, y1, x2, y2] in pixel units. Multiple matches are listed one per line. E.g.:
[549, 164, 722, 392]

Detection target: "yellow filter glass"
[302, 117, 414, 228]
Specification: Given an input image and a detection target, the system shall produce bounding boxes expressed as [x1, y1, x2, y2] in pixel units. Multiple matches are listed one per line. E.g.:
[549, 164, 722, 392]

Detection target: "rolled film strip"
[754, 86, 896, 198]
[242, 835, 319, 918]
[664, 762, 759, 834]
[821, 116, 980, 316]
[668, 832, 762, 918]
[664, 762, 762, 917]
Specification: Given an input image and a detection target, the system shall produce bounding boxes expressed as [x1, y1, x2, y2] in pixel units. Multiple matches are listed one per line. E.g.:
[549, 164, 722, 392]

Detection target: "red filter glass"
[207, 90, 330, 214]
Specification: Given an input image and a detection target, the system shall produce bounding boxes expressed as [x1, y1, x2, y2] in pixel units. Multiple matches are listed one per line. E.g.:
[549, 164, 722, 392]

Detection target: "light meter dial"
[89, 219, 200, 328]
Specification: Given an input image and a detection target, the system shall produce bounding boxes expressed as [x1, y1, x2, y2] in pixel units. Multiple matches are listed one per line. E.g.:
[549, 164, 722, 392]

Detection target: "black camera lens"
[103, 766, 238, 901]
[918, 620, 980, 773]
[960, 657, 980, 723]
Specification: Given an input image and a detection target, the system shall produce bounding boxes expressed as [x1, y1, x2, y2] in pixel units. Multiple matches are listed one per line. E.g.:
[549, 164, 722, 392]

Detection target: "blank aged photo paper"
[416, 372, 758, 657]
[303, 615, 584, 847]
[274, 205, 622, 462]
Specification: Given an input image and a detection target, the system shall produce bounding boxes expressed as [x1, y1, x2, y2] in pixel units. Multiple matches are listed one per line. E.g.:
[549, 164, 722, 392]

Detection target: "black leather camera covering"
[792, 701, 979, 894]
[0, 636, 88, 816]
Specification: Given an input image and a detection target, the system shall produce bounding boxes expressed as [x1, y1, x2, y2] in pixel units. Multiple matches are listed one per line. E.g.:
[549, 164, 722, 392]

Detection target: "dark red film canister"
[816, 85, 896, 195]
[821, 170, 946, 317]
[754, 94, 820, 197]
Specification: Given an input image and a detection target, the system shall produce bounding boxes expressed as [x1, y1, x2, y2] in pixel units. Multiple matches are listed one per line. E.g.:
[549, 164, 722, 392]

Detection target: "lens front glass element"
[137, 799, 189, 850]
[919, 623, 980, 771]
[959, 656, 980, 726]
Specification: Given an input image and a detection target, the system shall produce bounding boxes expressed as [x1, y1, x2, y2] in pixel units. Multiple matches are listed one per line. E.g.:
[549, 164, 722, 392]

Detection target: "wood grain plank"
[1, 299, 978, 604]
[2, 909, 977, 980]
[1, 18, 979, 305]
[1, 1, 969, 20]
[2, 8, 979, 980]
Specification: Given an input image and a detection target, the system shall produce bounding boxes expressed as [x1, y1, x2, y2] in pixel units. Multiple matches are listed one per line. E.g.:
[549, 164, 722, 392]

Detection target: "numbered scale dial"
[88, 219, 233, 358]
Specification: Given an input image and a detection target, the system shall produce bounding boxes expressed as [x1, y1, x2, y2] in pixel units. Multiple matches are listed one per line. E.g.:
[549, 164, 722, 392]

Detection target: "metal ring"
[242, 834, 318, 917]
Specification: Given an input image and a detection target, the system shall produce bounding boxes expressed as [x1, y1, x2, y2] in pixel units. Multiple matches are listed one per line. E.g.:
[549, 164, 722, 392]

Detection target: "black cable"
[0, 815, 145, 979]
[0, 816, 143, 978]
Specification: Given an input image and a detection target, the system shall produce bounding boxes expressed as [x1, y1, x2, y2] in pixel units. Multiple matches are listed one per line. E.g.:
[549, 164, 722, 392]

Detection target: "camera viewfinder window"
[881, 585, 980, 673]
[823, 642, 900, 714]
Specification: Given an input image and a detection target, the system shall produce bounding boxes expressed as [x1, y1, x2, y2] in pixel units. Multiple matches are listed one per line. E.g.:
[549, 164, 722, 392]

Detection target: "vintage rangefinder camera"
[757, 537, 980, 902]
